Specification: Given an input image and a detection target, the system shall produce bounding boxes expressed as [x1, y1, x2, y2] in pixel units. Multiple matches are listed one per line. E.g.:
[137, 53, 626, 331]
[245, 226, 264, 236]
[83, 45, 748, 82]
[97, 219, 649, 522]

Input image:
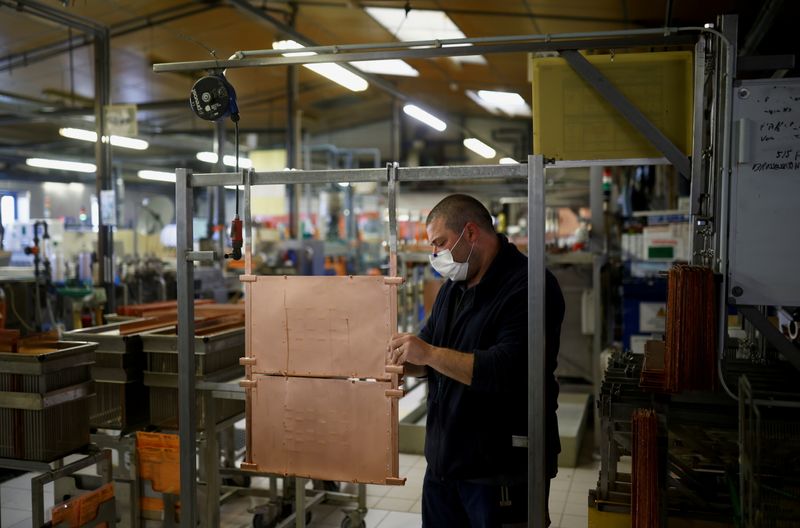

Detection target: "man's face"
[426, 217, 471, 263]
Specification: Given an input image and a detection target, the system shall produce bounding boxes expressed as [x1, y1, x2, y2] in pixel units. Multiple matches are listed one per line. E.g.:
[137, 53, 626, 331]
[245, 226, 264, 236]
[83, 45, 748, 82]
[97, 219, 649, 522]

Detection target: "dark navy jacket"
[419, 234, 565, 482]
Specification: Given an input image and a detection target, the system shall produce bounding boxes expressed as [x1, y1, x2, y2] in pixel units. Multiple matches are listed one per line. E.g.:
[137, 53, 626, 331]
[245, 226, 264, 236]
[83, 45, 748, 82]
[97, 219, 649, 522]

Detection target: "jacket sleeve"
[469, 286, 528, 393]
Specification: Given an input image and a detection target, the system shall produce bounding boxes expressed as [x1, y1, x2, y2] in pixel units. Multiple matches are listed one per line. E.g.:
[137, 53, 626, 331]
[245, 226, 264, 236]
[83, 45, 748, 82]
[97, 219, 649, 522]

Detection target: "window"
[0, 194, 15, 226]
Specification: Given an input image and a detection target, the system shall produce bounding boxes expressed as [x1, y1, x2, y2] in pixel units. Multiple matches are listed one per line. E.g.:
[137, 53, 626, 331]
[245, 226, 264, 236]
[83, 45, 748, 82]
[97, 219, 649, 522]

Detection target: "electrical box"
[728, 78, 800, 306]
[531, 51, 693, 160]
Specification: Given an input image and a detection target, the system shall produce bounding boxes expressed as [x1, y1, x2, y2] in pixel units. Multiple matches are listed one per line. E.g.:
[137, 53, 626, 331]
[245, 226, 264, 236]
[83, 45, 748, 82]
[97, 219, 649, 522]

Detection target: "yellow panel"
[532, 51, 693, 160]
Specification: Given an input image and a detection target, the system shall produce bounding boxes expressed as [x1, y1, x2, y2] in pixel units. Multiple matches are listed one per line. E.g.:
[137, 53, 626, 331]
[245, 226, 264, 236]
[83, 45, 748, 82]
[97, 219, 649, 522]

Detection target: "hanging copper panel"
[248, 375, 401, 484]
[248, 276, 394, 380]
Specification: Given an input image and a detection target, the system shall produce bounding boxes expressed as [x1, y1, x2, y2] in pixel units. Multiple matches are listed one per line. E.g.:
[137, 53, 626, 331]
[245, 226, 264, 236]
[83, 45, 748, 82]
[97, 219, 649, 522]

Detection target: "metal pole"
[214, 120, 226, 267]
[94, 27, 115, 312]
[528, 154, 546, 526]
[287, 57, 299, 239]
[176, 168, 198, 528]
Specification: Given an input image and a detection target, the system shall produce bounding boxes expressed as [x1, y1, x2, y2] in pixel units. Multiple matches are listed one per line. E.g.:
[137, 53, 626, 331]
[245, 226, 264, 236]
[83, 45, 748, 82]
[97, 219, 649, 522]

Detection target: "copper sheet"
[250, 375, 400, 484]
[249, 276, 393, 379]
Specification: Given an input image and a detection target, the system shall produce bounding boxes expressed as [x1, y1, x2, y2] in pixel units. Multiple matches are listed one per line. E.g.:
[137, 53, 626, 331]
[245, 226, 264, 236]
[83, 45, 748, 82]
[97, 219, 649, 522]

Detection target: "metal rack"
[172, 160, 548, 526]
[154, 23, 739, 528]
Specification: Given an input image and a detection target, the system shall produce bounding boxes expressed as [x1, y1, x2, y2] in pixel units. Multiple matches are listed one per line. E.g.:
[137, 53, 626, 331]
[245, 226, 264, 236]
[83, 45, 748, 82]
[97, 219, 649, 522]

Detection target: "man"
[388, 194, 565, 527]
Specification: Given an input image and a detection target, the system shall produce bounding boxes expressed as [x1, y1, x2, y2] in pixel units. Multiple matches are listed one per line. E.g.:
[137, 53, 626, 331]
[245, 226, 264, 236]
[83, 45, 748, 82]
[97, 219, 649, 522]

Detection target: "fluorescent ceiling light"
[26, 157, 96, 173]
[273, 40, 369, 92]
[463, 138, 496, 159]
[499, 157, 519, 164]
[402, 104, 447, 132]
[466, 90, 531, 117]
[196, 152, 253, 168]
[107, 135, 148, 150]
[364, 7, 486, 65]
[138, 170, 176, 183]
[350, 59, 419, 77]
[59, 127, 148, 150]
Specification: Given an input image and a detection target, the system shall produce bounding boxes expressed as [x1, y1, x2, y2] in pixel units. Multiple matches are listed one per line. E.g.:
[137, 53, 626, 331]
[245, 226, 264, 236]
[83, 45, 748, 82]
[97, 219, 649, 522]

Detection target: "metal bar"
[94, 27, 114, 312]
[189, 164, 529, 187]
[528, 154, 547, 526]
[152, 34, 696, 73]
[2, 0, 105, 34]
[388, 163, 399, 277]
[0, 2, 215, 73]
[175, 167, 198, 528]
[295, 477, 306, 528]
[186, 251, 216, 261]
[689, 36, 709, 265]
[550, 157, 669, 168]
[237, 27, 683, 58]
[203, 392, 220, 527]
[739, 306, 800, 373]
[717, 15, 736, 278]
[560, 49, 692, 178]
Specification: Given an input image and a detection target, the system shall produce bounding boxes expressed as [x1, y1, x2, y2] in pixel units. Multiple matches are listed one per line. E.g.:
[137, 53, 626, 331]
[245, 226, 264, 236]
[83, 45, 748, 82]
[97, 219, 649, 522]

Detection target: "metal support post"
[203, 392, 220, 527]
[560, 49, 691, 179]
[528, 154, 547, 526]
[287, 50, 300, 239]
[176, 167, 198, 528]
[94, 27, 115, 312]
[689, 35, 709, 265]
[295, 477, 306, 528]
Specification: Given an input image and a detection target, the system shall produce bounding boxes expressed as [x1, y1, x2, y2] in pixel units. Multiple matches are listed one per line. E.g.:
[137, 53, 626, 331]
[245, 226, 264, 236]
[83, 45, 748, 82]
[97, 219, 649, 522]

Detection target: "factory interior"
[1, 1, 800, 527]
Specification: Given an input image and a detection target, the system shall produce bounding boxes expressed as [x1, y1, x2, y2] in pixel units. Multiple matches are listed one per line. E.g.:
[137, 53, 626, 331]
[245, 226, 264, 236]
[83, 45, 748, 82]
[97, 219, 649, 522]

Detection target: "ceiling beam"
[0, 1, 222, 73]
[740, 0, 785, 56]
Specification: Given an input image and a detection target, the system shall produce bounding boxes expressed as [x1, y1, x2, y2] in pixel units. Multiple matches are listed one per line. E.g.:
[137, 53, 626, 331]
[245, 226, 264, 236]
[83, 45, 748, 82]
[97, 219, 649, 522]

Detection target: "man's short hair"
[426, 194, 495, 233]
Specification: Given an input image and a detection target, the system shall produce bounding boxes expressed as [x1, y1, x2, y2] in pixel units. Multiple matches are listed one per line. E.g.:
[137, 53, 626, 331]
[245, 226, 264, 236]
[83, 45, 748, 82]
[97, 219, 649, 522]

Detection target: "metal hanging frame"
[160, 24, 736, 528]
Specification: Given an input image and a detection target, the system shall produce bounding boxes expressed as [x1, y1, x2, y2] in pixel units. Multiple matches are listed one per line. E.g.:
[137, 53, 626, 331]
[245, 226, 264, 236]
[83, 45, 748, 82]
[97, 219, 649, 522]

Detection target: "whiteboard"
[729, 78, 800, 306]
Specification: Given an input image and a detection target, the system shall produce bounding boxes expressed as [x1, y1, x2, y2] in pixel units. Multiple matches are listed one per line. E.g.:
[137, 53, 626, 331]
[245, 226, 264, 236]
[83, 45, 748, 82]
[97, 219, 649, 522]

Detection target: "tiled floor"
[0, 454, 600, 527]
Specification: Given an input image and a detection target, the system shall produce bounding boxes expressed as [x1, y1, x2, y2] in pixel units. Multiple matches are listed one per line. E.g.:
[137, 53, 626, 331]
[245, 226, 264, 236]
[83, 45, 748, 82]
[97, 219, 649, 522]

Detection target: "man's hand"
[388, 333, 434, 366]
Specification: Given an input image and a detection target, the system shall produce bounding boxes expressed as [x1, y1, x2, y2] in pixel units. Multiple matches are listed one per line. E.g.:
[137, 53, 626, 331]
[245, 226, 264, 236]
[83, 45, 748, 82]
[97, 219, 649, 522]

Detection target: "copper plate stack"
[632, 408, 659, 528]
[640, 340, 667, 392]
[665, 265, 717, 392]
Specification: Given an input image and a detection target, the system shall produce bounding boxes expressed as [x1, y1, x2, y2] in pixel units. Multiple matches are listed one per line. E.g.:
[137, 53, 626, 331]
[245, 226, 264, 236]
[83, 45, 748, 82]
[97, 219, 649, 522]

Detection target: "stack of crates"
[141, 321, 244, 430]
[66, 321, 154, 430]
[0, 337, 96, 461]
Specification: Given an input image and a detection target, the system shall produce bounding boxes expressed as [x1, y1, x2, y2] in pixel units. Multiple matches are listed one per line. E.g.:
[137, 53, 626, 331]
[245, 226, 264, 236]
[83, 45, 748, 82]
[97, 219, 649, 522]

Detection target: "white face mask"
[429, 227, 475, 282]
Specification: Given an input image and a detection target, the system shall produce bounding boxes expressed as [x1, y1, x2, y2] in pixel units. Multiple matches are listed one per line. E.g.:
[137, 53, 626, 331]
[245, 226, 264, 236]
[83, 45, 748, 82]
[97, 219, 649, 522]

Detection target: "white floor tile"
[409, 499, 421, 514]
[1, 507, 32, 527]
[375, 510, 422, 528]
[2, 487, 33, 511]
[550, 479, 570, 491]
[366, 483, 392, 498]
[374, 496, 415, 512]
[385, 483, 422, 501]
[559, 513, 588, 528]
[549, 513, 561, 527]
[411, 457, 428, 470]
[549, 499, 565, 516]
[562, 500, 588, 516]
[322, 506, 389, 527]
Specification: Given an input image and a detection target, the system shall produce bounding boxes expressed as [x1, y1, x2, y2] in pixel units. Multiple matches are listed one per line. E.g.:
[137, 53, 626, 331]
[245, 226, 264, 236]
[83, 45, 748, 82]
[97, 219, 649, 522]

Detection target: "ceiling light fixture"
[273, 40, 369, 92]
[138, 170, 176, 183]
[26, 157, 96, 173]
[499, 157, 519, 164]
[350, 59, 419, 77]
[402, 104, 447, 132]
[196, 152, 253, 168]
[465, 90, 531, 117]
[59, 127, 149, 150]
[364, 7, 487, 65]
[463, 138, 496, 159]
